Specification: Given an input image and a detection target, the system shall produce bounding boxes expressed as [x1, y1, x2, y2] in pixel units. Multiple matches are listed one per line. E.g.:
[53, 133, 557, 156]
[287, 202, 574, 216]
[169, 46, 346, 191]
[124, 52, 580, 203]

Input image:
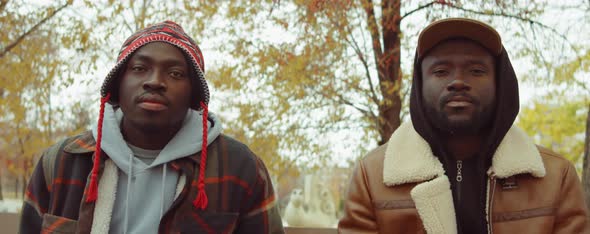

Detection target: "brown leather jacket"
[339, 123, 590, 234]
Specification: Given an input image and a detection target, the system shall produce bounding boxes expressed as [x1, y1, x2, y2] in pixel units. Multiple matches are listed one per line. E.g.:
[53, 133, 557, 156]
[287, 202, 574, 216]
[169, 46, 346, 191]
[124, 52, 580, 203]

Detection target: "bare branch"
[123, 19, 135, 34]
[0, 0, 9, 12]
[0, 2, 70, 58]
[335, 92, 378, 124]
[401, 1, 437, 20]
[323, 9, 380, 106]
[140, 0, 150, 29]
[360, 0, 383, 67]
[314, 86, 376, 122]
[526, 23, 553, 81]
[342, 26, 380, 105]
[447, 4, 580, 56]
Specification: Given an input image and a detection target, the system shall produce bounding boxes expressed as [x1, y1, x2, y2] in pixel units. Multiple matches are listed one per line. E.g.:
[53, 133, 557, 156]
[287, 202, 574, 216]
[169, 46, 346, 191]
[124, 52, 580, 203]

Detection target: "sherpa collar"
[383, 122, 546, 186]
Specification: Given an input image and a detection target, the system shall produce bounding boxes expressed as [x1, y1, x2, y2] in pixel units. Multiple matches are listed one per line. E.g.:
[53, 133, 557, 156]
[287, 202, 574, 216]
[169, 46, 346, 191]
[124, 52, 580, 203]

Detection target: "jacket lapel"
[91, 160, 117, 234]
[383, 122, 445, 186]
[411, 176, 457, 234]
[383, 122, 455, 233]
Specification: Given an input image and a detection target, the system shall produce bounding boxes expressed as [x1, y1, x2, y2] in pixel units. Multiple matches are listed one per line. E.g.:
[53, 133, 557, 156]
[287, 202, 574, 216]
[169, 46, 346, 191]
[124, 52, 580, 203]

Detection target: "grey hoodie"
[92, 104, 222, 234]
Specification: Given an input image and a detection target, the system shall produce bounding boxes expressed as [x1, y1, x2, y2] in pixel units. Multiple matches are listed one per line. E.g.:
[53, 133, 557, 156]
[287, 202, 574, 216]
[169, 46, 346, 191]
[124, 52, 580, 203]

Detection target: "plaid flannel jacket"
[20, 131, 284, 234]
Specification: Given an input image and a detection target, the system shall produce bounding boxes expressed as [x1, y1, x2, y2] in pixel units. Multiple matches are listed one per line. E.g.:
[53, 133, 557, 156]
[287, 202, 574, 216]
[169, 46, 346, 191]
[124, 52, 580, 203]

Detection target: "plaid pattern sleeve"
[19, 134, 93, 234]
[20, 150, 52, 233]
[234, 155, 284, 234]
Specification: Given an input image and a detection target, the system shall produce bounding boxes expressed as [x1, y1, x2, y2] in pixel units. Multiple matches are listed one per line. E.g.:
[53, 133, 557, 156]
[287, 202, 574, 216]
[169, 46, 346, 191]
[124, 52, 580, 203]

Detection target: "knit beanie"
[88, 21, 211, 210]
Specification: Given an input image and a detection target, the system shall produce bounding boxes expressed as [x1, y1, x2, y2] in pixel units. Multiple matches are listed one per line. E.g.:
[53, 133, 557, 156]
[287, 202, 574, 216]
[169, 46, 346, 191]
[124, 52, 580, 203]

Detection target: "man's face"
[421, 39, 496, 134]
[118, 42, 192, 132]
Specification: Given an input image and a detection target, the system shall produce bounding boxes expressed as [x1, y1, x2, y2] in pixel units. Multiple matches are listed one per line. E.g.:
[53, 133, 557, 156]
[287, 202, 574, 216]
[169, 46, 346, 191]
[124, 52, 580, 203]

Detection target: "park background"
[1, 0, 589, 231]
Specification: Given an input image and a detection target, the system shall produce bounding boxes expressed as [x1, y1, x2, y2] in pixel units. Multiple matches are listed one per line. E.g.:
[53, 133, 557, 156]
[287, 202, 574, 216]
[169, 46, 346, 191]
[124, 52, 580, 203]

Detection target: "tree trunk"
[362, 0, 402, 145]
[582, 103, 590, 212]
[376, 0, 402, 145]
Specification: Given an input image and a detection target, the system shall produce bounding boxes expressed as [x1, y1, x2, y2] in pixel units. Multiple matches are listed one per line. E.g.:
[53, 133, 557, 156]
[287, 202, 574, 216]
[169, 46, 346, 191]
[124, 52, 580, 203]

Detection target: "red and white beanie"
[101, 20, 209, 110]
[88, 21, 211, 210]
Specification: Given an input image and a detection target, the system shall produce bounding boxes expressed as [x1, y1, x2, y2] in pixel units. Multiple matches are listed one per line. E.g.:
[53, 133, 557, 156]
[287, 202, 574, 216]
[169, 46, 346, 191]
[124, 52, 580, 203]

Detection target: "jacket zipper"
[456, 160, 463, 202]
[486, 174, 497, 233]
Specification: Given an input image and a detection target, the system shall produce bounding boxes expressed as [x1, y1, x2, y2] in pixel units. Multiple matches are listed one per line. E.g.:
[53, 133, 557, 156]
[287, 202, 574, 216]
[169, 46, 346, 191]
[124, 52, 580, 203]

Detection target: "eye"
[130, 65, 146, 72]
[470, 68, 487, 76]
[169, 70, 186, 79]
[432, 69, 448, 77]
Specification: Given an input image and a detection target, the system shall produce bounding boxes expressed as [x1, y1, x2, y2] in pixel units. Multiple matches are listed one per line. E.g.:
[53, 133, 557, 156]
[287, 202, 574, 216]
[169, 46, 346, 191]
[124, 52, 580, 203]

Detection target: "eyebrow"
[426, 60, 451, 69]
[130, 54, 188, 68]
[427, 59, 491, 68]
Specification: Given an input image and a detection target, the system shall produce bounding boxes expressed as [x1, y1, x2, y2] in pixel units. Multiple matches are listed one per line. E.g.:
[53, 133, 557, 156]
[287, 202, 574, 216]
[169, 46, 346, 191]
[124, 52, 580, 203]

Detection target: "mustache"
[439, 92, 478, 107]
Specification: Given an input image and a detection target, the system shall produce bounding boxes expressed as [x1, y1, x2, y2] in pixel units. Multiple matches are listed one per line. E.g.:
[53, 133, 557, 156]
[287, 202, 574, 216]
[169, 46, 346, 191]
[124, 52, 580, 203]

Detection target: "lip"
[447, 95, 472, 102]
[446, 101, 472, 108]
[136, 94, 169, 111]
[445, 95, 473, 108]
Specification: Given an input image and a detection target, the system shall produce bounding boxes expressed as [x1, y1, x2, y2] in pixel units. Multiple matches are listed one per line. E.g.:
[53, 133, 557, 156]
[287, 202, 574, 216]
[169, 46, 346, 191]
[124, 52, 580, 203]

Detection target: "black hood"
[409, 47, 520, 232]
[409, 47, 519, 171]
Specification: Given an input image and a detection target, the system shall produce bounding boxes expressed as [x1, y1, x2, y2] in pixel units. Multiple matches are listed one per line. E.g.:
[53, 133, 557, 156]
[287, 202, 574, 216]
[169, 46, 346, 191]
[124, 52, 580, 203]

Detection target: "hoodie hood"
[409, 47, 520, 173]
[92, 103, 222, 174]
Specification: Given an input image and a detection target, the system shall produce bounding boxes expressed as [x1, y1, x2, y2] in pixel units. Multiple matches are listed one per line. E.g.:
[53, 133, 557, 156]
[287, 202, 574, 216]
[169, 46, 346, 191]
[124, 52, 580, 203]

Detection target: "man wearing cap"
[339, 18, 589, 233]
[20, 21, 284, 233]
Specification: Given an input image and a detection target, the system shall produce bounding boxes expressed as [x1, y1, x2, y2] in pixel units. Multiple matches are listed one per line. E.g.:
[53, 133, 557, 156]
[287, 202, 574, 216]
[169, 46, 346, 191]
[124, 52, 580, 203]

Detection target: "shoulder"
[536, 145, 576, 176]
[36, 130, 94, 186]
[360, 144, 387, 169]
[537, 144, 565, 160]
[40, 130, 94, 158]
[353, 144, 387, 184]
[210, 134, 268, 174]
[62, 130, 95, 154]
[212, 134, 257, 161]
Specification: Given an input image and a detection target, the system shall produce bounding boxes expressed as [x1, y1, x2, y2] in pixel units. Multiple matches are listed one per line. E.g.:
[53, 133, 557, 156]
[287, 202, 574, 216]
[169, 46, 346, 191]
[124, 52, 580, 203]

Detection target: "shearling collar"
[383, 122, 546, 186]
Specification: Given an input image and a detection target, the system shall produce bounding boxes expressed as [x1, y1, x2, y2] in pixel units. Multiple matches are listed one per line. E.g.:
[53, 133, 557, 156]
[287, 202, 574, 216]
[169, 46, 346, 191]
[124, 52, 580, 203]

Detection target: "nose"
[143, 70, 166, 91]
[446, 74, 470, 92]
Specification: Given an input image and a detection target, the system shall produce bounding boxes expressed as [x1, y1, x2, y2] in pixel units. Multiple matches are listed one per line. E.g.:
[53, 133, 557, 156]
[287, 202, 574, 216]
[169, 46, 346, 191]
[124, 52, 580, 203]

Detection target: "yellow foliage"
[518, 95, 587, 170]
[0, 0, 93, 182]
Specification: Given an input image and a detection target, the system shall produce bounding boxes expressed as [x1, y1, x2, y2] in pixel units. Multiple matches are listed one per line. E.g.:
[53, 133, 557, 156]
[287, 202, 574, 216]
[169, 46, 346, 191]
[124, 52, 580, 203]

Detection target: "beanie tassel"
[86, 93, 111, 203]
[193, 102, 209, 210]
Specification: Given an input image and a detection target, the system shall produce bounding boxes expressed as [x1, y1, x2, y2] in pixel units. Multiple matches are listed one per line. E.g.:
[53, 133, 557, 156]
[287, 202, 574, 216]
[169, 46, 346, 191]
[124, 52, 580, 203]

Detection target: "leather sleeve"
[553, 162, 590, 234]
[338, 160, 378, 234]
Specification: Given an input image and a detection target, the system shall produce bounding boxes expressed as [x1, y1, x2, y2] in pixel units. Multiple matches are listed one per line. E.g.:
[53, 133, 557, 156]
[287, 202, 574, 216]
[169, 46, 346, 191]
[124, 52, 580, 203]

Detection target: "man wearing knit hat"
[20, 21, 284, 233]
[339, 18, 589, 233]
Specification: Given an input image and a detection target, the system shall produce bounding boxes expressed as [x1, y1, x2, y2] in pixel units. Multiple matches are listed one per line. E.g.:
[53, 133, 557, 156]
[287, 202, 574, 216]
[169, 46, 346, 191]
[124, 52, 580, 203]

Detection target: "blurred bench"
[285, 227, 337, 234]
[0, 213, 337, 234]
[0, 213, 19, 234]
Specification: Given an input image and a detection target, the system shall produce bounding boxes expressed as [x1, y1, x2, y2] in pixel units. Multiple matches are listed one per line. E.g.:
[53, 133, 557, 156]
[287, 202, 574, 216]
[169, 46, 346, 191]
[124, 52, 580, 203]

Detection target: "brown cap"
[417, 18, 502, 58]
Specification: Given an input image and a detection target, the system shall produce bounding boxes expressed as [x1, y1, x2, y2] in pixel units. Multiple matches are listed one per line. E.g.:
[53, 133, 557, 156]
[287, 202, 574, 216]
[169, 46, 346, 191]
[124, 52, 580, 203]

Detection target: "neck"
[443, 133, 483, 160]
[120, 119, 182, 150]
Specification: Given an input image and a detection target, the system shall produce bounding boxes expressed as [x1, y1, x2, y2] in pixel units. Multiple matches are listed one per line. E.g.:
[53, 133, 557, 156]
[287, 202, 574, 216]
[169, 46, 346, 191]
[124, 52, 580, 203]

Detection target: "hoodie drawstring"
[160, 164, 167, 219]
[193, 102, 209, 210]
[124, 153, 133, 234]
[87, 93, 110, 202]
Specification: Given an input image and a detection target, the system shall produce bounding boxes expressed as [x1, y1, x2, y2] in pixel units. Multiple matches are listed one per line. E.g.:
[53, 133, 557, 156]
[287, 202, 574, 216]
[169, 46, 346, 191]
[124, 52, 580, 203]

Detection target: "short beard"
[424, 102, 494, 136]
